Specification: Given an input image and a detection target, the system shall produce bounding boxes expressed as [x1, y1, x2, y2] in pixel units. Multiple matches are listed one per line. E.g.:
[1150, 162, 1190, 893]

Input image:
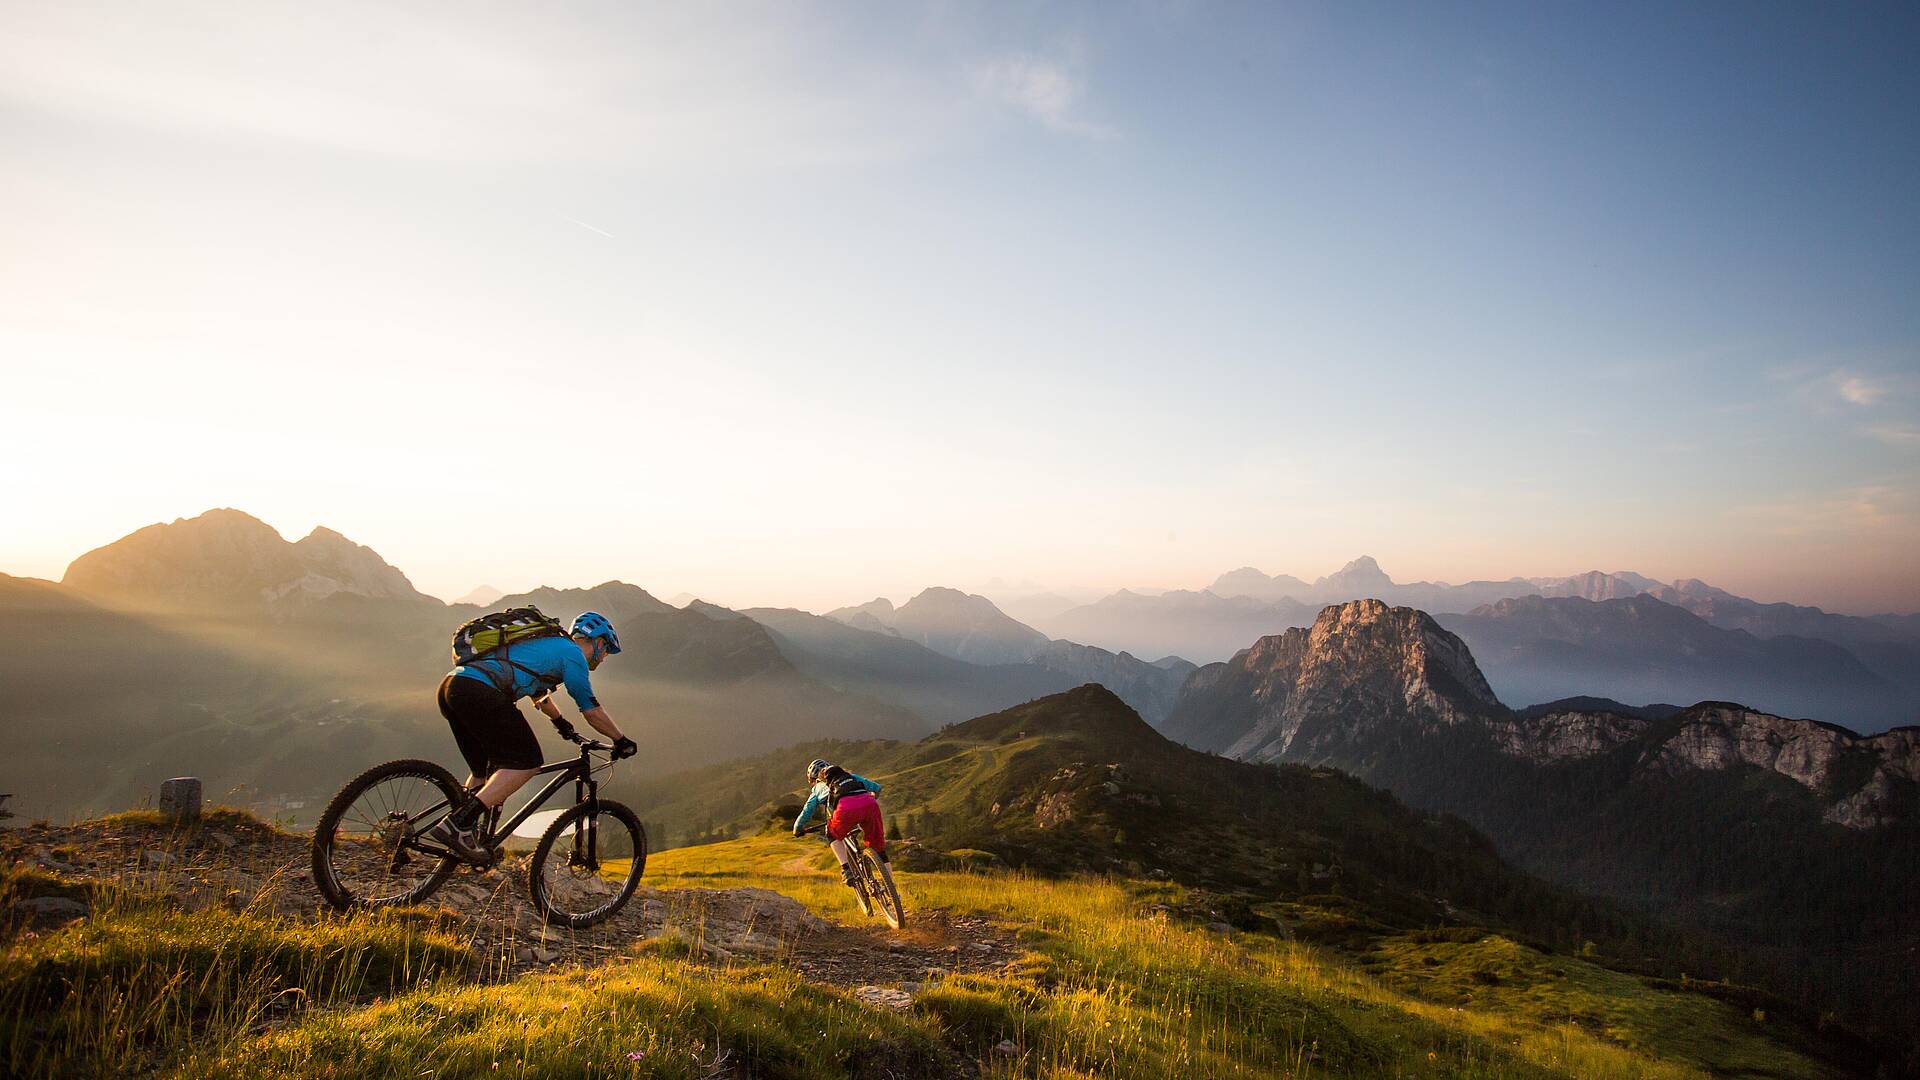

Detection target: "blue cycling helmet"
[808, 758, 832, 783]
[569, 611, 622, 654]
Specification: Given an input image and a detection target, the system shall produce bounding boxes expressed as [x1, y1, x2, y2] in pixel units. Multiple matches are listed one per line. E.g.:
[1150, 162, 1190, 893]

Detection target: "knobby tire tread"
[527, 799, 647, 929]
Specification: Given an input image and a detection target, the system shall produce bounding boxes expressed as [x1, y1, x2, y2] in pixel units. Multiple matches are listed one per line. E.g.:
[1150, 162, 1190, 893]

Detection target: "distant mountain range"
[1163, 599, 1919, 1036]
[1031, 557, 1919, 730]
[6, 511, 923, 817]
[2, 511, 1186, 818]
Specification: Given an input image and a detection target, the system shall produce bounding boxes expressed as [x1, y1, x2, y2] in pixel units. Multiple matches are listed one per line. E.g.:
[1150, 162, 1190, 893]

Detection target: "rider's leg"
[437, 677, 543, 854]
[473, 768, 539, 810]
[827, 836, 858, 885]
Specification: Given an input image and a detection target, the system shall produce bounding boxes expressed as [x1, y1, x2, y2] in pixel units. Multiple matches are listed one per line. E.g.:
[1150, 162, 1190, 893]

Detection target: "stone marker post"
[159, 778, 202, 823]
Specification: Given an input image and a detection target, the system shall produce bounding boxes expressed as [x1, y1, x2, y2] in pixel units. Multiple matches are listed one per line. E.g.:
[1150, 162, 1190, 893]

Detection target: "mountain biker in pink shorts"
[793, 758, 886, 889]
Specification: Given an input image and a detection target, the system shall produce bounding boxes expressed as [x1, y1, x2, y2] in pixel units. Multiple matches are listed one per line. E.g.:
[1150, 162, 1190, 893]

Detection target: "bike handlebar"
[560, 728, 613, 753]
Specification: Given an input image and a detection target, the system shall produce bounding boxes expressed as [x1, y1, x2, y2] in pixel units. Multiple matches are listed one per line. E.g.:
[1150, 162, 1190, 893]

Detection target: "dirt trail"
[1, 817, 1015, 997]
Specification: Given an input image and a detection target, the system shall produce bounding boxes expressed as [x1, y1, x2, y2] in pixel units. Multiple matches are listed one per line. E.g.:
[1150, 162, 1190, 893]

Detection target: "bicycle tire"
[843, 829, 875, 917]
[312, 759, 463, 912]
[860, 849, 905, 929]
[527, 799, 647, 929]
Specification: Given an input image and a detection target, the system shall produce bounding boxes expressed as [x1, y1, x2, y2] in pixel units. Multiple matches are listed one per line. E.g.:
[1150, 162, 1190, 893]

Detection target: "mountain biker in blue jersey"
[793, 759, 886, 889]
[428, 611, 636, 861]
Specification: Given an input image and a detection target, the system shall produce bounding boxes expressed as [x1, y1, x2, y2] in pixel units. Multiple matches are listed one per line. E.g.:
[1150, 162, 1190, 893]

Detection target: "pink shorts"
[827, 792, 885, 852]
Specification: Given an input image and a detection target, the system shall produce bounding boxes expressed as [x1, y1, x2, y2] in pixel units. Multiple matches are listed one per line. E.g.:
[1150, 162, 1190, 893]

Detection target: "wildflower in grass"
[626, 1051, 645, 1061]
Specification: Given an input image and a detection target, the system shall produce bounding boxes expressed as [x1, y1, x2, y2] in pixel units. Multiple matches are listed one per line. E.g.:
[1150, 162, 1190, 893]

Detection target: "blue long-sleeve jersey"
[793, 773, 881, 834]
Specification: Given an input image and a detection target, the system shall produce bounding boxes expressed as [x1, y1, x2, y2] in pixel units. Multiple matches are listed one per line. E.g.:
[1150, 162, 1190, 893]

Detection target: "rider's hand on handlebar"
[552, 718, 580, 742]
[612, 736, 637, 760]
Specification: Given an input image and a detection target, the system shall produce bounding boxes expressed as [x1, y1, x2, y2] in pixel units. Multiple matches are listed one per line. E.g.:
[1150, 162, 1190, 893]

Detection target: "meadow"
[1, 808, 1845, 1079]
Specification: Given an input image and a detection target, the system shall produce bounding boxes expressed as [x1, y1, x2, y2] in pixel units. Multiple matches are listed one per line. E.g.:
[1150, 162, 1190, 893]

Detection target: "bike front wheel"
[528, 800, 647, 928]
[311, 759, 463, 911]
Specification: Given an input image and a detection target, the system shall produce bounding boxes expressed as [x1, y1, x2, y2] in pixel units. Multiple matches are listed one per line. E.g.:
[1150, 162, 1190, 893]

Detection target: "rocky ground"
[0, 813, 1016, 1004]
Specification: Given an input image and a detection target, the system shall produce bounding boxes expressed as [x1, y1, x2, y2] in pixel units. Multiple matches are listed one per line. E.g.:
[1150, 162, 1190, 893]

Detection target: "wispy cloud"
[1731, 483, 1916, 537]
[563, 216, 615, 239]
[1869, 426, 1920, 446]
[969, 52, 1115, 138]
[0, 2, 961, 170]
[1838, 375, 1886, 406]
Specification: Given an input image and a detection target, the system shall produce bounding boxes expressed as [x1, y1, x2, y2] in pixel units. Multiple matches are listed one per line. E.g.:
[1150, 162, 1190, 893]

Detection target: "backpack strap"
[471, 655, 559, 699]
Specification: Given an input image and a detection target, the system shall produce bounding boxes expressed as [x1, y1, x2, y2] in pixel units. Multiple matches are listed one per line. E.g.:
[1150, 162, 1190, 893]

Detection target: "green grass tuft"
[0, 903, 471, 1077]
[188, 958, 951, 1080]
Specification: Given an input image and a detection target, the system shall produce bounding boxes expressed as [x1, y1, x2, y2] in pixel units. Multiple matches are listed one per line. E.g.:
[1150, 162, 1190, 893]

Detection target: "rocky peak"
[62, 509, 434, 611]
[64, 509, 304, 608]
[1167, 599, 1505, 764]
[1315, 555, 1394, 596]
[279, 527, 425, 603]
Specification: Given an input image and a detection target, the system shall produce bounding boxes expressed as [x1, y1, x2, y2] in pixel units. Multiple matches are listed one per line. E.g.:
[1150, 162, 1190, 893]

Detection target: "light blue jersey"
[451, 634, 599, 712]
[794, 773, 880, 833]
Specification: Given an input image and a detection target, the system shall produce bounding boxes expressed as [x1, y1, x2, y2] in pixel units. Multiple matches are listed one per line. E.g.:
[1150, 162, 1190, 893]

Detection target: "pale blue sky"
[2, 2, 1916, 612]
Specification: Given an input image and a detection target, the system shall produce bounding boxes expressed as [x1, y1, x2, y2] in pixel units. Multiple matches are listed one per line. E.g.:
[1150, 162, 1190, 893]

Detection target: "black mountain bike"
[801, 822, 904, 929]
[311, 731, 646, 928]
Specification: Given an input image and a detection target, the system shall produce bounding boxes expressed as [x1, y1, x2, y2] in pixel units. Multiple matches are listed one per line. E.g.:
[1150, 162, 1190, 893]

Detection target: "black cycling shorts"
[437, 674, 544, 777]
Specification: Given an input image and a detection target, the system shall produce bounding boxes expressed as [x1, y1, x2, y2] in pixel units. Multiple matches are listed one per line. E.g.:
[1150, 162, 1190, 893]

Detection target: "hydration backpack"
[821, 765, 870, 805]
[451, 606, 569, 696]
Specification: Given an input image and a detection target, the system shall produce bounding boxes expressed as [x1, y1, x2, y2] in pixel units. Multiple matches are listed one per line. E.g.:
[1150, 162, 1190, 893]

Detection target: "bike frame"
[483, 747, 600, 846]
[407, 743, 603, 862]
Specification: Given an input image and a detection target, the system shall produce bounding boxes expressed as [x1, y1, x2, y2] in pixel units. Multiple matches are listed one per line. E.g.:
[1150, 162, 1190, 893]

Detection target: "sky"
[2, 2, 1917, 614]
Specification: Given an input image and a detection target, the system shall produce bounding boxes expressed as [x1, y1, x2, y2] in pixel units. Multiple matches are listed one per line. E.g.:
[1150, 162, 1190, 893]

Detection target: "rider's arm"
[579, 705, 625, 741]
[850, 773, 881, 795]
[793, 785, 825, 835]
[555, 645, 602, 714]
[531, 694, 565, 722]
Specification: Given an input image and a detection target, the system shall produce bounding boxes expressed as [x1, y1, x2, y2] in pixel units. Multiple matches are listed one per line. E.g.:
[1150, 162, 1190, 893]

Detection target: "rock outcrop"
[1648, 704, 1920, 828]
[1487, 706, 1649, 763]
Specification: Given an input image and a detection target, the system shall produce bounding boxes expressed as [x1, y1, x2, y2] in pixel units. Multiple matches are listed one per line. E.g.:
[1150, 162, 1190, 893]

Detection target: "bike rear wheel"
[312, 759, 463, 911]
[528, 799, 647, 928]
[858, 848, 904, 929]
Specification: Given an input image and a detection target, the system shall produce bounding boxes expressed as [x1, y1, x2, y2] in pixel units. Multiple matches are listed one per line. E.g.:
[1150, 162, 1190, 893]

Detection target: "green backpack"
[451, 606, 570, 695]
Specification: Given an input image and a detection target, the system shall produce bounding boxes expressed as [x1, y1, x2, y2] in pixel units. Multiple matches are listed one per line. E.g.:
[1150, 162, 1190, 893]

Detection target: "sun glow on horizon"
[2, 2, 1915, 614]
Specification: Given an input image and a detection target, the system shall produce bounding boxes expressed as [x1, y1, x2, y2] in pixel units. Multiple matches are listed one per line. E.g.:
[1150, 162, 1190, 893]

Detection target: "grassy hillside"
[625, 687, 1667, 959]
[4, 818, 1873, 1079]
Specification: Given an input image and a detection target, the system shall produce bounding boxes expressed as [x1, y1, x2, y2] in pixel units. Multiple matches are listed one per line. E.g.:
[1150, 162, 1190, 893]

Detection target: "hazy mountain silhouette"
[1040, 589, 1320, 662]
[454, 584, 505, 606]
[781, 591, 1194, 725]
[831, 587, 1049, 666]
[1437, 595, 1910, 730]
[5, 513, 925, 818]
